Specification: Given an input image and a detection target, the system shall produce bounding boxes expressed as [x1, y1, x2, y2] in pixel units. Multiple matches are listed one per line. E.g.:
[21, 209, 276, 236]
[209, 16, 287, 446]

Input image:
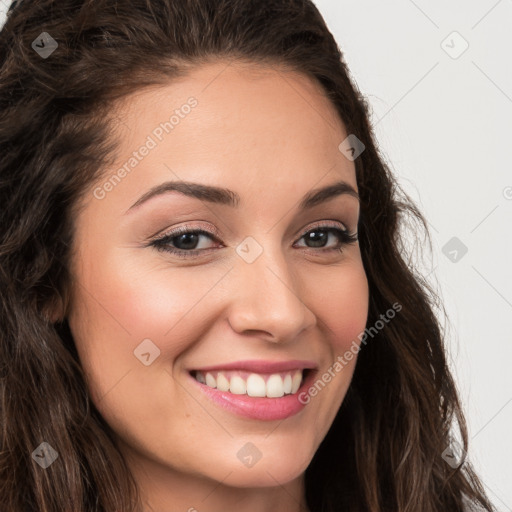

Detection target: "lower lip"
[189, 370, 317, 421]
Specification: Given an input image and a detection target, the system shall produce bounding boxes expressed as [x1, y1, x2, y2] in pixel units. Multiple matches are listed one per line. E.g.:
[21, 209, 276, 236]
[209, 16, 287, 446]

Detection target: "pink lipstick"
[188, 360, 317, 421]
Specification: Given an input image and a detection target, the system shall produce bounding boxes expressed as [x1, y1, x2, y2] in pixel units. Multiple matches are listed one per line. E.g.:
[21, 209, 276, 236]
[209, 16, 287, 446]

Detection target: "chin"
[211, 449, 313, 488]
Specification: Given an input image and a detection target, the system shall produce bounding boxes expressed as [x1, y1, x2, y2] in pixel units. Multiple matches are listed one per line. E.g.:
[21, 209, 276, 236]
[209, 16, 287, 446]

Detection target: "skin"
[65, 60, 369, 512]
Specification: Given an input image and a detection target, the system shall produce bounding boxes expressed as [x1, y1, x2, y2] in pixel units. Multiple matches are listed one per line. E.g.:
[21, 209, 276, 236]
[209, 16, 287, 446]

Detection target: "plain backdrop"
[310, 1, 512, 509]
[1, 0, 511, 509]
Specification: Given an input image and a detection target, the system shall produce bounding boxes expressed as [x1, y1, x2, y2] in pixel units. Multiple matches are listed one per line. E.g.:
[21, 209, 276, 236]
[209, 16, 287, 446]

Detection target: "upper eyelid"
[297, 220, 349, 236]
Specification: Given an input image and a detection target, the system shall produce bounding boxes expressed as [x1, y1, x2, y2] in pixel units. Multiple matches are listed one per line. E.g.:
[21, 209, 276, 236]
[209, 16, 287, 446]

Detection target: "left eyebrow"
[299, 180, 360, 209]
[125, 179, 359, 214]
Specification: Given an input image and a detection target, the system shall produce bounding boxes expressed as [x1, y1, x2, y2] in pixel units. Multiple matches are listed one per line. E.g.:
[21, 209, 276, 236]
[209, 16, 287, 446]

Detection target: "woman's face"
[67, 60, 369, 496]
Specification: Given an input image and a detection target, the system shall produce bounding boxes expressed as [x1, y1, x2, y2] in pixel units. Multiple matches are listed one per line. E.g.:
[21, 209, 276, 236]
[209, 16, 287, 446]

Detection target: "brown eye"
[295, 224, 358, 252]
[150, 227, 220, 258]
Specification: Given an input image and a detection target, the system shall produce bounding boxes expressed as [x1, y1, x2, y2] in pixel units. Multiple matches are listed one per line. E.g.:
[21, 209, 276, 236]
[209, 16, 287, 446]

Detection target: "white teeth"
[194, 369, 305, 397]
[216, 372, 230, 391]
[291, 371, 302, 394]
[283, 374, 292, 394]
[246, 373, 266, 397]
[205, 372, 216, 388]
[266, 374, 285, 397]
[229, 375, 246, 395]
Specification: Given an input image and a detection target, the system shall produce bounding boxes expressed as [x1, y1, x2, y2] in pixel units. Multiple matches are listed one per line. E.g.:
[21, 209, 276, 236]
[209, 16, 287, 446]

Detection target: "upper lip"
[190, 359, 318, 374]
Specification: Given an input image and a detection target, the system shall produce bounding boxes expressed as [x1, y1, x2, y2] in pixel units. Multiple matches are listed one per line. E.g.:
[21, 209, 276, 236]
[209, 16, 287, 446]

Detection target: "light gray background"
[311, 1, 512, 509]
[1, 0, 511, 509]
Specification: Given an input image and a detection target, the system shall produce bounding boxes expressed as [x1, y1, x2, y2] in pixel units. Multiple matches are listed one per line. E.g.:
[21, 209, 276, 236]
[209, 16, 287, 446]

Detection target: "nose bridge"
[227, 237, 316, 341]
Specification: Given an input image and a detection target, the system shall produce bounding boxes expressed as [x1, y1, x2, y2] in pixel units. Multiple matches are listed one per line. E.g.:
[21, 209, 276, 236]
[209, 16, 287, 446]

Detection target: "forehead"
[111, 60, 348, 157]
[82, 60, 356, 217]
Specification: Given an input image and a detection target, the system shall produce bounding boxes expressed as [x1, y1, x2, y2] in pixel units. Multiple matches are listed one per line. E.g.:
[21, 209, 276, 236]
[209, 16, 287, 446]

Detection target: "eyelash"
[148, 221, 358, 259]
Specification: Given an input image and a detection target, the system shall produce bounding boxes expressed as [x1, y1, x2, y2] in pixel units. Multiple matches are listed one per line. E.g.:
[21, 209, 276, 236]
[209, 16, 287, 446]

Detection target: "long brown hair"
[0, 1, 496, 511]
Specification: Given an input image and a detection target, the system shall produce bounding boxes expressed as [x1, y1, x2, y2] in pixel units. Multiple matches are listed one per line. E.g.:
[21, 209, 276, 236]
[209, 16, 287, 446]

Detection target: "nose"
[226, 244, 317, 343]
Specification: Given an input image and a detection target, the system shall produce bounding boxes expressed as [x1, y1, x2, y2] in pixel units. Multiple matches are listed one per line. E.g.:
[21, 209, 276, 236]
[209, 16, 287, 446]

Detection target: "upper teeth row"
[194, 370, 304, 397]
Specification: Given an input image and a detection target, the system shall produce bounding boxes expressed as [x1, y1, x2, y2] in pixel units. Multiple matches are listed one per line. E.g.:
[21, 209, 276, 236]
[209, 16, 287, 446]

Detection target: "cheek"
[294, 260, 368, 444]
[68, 250, 235, 407]
[74, 246, 227, 342]
[309, 260, 369, 353]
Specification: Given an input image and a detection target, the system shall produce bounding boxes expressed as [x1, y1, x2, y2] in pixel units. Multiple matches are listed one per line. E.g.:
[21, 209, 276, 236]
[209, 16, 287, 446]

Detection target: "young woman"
[0, 0, 496, 511]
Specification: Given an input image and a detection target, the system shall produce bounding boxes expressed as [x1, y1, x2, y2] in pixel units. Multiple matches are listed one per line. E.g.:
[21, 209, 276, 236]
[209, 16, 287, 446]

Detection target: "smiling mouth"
[189, 369, 311, 398]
